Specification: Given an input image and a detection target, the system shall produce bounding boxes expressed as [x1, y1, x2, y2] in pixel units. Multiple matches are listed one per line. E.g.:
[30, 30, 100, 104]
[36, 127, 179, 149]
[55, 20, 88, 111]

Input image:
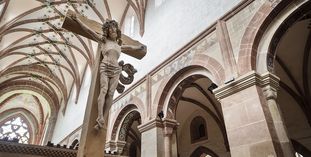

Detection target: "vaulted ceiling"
[274, 18, 311, 152]
[0, 0, 146, 123]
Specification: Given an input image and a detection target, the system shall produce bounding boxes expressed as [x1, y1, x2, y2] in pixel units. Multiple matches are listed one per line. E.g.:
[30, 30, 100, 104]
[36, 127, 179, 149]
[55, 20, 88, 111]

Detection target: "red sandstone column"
[262, 85, 295, 156]
[214, 72, 295, 157]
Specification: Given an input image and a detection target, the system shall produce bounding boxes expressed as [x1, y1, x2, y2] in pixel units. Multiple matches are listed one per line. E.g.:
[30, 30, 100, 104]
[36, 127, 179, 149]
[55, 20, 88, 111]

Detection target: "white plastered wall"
[51, 66, 92, 143]
[119, 0, 242, 84]
[51, 0, 242, 143]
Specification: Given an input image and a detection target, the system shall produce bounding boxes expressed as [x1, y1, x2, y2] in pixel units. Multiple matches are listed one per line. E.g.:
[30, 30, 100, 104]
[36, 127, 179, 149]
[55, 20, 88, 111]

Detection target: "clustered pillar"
[214, 72, 295, 157]
[262, 84, 295, 156]
[137, 118, 179, 157]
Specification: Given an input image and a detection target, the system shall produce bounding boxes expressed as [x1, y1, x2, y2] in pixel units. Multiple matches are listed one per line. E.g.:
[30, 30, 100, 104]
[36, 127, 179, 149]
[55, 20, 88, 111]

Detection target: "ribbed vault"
[0, 0, 146, 144]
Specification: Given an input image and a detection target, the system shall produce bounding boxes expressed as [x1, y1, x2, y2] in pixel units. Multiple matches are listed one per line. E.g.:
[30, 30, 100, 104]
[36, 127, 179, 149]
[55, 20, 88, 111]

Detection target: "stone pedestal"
[214, 71, 295, 157]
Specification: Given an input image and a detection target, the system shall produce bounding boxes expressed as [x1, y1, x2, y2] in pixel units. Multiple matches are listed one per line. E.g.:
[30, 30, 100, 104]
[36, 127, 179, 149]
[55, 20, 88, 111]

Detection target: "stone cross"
[62, 10, 146, 157]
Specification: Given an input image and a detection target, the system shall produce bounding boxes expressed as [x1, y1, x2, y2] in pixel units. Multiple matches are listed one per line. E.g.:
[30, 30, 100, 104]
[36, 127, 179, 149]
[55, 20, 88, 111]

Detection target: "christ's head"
[102, 20, 122, 45]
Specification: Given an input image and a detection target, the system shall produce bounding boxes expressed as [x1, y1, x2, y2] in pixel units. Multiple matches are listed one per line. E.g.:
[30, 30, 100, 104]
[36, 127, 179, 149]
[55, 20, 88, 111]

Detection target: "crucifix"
[62, 10, 146, 157]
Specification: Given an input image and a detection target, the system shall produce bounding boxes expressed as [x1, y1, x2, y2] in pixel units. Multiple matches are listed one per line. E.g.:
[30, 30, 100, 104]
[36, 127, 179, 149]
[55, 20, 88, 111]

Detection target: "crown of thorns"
[102, 20, 119, 30]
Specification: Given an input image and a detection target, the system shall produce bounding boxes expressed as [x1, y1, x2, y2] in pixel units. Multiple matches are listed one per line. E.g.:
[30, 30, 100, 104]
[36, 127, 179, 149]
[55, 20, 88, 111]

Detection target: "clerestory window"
[0, 116, 31, 144]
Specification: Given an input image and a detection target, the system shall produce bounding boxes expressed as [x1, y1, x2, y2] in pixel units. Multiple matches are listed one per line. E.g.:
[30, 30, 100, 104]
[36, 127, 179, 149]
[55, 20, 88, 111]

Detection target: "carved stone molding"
[105, 141, 116, 153]
[214, 71, 280, 100]
[262, 86, 278, 100]
[115, 141, 127, 155]
[137, 118, 163, 133]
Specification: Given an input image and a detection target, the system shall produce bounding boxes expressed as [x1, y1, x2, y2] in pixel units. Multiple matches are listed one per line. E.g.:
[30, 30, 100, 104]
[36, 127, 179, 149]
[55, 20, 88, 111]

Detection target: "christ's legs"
[96, 71, 109, 128]
[103, 73, 120, 122]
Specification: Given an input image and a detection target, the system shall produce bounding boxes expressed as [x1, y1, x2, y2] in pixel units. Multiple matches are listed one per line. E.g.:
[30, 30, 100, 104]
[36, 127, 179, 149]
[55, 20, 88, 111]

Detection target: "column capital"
[163, 118, 179, 135]
[262, 86, 278, 100]
[105, 141, 116, 154]
[214, 71, 280, 100]
[115, 141, 126, 155]
[163, 118, 179, 128]
[137, 118, 163, 133]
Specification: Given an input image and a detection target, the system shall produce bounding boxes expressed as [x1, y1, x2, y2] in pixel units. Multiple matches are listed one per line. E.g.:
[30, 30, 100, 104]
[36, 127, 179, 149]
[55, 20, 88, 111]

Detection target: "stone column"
[163, 133, 171, 157]
[163, 119, 179, 157]
[262, 83, 295, 156]
[138, 118, 164, 157]
[214, 71, 295, 157]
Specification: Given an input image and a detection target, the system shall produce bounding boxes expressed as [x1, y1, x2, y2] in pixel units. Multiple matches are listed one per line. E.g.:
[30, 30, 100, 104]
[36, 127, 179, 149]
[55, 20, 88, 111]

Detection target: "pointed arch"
[0, 111, 36, 144]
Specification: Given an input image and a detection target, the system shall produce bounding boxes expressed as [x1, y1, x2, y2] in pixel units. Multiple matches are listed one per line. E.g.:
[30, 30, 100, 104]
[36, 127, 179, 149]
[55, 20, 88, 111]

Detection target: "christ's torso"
[101, 40, 121, 66]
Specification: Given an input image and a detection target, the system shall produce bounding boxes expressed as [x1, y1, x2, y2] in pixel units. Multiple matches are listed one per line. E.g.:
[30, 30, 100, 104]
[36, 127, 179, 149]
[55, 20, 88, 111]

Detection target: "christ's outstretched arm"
[70, 14, 102, 42]
[121, 44, 147, 55]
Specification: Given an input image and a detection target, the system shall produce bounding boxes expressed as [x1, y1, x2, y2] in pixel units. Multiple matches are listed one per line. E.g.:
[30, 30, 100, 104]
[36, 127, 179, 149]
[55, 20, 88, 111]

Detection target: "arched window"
[0, 116, 31, 144]
[190, 116, 208, 143]
[199, 124, 206, 137]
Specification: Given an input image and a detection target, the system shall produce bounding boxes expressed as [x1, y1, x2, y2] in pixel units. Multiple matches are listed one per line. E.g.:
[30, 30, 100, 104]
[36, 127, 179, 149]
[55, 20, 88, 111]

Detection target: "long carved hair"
[102, 20, 122, 45]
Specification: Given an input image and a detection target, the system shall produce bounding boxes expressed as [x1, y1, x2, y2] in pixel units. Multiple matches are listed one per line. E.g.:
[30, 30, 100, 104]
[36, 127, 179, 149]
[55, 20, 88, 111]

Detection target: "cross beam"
[62, 10, 146, 59]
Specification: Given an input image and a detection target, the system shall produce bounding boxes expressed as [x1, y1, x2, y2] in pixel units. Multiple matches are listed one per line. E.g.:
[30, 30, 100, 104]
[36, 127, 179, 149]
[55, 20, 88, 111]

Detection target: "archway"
[107, 104, 142, 157]
[260, 1, 311, 156]
[159, 66, 230, 157]
[117, 110, 141, 157]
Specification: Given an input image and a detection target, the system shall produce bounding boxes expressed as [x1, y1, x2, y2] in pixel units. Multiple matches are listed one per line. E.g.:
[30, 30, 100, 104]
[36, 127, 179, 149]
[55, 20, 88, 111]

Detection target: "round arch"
[107, 104, 142, 156]
[116, 110, 141, 142]
[262, 1, 311, 73]
[154, 65, 230, 154]
[109, 102, 143, 142]
[248, 1, 311, 155]
[155, 65, 219, 119]
[237, 0, 310, 74]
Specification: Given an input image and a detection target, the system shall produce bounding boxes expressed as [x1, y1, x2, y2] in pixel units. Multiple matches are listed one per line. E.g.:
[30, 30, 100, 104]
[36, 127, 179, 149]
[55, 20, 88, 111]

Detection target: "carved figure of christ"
[62, 10, 146, 59]
[62, 10, 146, 130]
